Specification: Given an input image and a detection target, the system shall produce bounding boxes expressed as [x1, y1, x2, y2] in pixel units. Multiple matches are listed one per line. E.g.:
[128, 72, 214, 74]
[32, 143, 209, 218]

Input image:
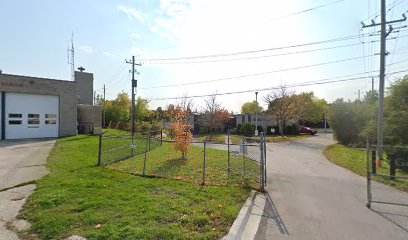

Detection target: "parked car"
[299, 126, 317, 135]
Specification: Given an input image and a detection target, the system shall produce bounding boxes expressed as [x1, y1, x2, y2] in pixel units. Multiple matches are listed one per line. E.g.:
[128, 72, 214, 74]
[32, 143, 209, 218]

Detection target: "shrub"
[170, 110, 192, 159]
[386, 148, 408, 173]
[240, 124, 255, 137]
[285, 125, 300, 135]
[237, 124, 242, 134]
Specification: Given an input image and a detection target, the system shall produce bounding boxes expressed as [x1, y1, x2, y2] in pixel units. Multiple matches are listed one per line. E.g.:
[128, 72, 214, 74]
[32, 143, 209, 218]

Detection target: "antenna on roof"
[67, 32, 75, 81]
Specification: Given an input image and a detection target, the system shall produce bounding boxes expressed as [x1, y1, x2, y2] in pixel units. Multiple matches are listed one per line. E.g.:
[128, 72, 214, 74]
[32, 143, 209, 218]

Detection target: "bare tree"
[177, 94, 194, 114]
[264, 85, 301, 136]
[202, 94, 221, 139]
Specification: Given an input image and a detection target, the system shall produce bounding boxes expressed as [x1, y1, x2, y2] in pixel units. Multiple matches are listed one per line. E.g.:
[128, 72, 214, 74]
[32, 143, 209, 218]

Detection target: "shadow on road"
[370, 206, 408, 233]
[255, 191, 289, 239]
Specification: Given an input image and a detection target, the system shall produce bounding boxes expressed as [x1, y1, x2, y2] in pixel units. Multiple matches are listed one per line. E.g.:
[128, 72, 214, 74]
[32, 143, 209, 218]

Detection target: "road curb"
[225, 190, 266, 240]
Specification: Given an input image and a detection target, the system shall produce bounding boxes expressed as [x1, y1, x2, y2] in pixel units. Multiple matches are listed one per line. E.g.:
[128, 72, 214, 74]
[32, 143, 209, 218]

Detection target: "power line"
[104, 62, 128, 88]
[136, 33, 372, 62]
[265, 0, 346, 22]
[148, 69, 408, 101]
[140, 54, 408, 90]
[141, 42, 365, 65]
[137, 32, 408, 63]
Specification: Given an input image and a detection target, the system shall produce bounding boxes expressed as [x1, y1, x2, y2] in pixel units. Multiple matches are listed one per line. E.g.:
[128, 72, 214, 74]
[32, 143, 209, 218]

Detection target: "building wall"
[0, 74, 77, 137]
[75, 71, 93, 105]
[235, 114, 276, 132]
[77, 105, 102, 134]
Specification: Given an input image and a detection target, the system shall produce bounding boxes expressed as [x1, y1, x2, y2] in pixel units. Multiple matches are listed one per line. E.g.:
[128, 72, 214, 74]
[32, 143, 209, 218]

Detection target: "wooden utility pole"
[126, 56, 141, 136]
[362, 1, 406, 165]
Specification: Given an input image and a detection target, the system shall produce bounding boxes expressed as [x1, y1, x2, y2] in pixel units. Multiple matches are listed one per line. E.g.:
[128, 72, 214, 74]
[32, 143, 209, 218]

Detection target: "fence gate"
[366, 145, 408, 208]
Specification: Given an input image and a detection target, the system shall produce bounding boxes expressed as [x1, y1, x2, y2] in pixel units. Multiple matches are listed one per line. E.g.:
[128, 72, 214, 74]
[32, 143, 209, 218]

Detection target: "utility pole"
[371, 77, 374, 92]
[255, 92, 258, 136]
[361, 1, 406, 165]
[355, 89, 361, 101]
[103, 84, 106, 128]
[125, 56, 141, 136]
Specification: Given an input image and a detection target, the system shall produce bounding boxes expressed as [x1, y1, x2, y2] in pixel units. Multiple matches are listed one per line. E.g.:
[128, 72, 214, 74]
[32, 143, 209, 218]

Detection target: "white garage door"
[5, 93, 59, 139]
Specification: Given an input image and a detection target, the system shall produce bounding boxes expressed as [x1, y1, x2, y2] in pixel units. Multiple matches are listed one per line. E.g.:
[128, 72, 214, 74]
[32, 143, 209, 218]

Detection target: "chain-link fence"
[366, 144, 408, 208]
[97, 130, 162, 166]
[100, 131, 267, 190]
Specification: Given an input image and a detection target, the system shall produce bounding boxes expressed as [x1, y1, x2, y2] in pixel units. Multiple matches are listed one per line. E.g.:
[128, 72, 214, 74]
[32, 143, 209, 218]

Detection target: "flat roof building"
[0, 70, 101, 140]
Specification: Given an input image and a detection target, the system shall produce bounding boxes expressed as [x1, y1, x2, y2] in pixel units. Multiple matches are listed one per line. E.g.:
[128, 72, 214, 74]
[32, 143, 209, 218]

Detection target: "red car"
[299, 126, 317, 135]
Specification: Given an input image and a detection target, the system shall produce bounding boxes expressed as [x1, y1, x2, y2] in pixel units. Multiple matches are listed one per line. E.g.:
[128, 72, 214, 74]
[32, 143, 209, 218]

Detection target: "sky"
[1, 0, 408, 113]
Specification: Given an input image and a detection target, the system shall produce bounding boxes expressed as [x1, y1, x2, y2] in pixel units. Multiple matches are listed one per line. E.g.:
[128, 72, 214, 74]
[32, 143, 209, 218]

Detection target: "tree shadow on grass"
[150, 157, 189, 177]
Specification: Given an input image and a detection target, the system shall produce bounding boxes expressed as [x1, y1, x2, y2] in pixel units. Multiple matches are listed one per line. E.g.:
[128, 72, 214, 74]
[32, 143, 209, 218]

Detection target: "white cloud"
[117, 5, 145, 23]
[103, 51, 115, 57]
[78, 44, 94, 54]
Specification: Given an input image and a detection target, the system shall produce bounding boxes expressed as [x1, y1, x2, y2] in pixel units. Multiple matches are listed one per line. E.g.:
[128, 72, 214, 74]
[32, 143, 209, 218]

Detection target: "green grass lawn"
[108, 143, 261, 189]
[266, 134, 311, 143]
[196, 134, 226, 144]
[324, 144, 408, 192]
[20, 135, 250, 240]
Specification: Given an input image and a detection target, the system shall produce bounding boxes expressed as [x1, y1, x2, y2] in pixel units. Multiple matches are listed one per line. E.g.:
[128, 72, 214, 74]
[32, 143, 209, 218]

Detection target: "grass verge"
[108, 142, 260, 188]
[324, 144, 408, 192]
[20, 135, 250, 240]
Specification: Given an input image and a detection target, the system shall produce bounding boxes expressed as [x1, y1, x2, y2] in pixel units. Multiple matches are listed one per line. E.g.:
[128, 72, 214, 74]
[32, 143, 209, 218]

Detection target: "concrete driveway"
[255, 133, 408, 240]
[0, 140, 55, 240]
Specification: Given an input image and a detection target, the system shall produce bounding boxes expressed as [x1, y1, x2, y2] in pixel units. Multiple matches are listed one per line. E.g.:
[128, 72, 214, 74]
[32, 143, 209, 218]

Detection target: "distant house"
[234, 113, 277, 133]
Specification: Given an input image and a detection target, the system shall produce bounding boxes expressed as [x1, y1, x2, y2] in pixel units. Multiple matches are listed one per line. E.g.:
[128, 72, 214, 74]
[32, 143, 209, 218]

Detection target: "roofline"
[0, 73, 76, 84]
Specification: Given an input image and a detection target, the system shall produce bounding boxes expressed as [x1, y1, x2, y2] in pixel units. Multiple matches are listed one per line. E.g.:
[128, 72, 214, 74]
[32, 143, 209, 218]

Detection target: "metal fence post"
[242, 139, 246, 177]
[371, 149, 377, 175]
[160, 129, 163, 146]
[263, 133, 267, 186]
[366, 142, 372, 208]
[131, 130, 134, 157]
[227, 131, 231, 175]
[148, 134, 151, 151]
[143, 134, 149, 176]
[98, 133, 102, 166]
[203, 142, 207, 185]
[260, 135, 264, 191]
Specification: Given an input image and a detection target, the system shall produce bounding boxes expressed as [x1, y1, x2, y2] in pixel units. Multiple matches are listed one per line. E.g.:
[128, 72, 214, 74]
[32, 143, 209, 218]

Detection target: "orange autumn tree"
[170, 110, 192, 160]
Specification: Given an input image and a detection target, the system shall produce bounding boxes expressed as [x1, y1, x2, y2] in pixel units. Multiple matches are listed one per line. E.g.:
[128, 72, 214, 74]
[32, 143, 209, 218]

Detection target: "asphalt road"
[0, 140, 54, 240]
[255, 133, 408, 240]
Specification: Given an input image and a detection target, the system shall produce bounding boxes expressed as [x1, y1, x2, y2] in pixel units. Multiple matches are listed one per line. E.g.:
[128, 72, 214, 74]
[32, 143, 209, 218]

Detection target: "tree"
[296, 92, 327, 123]
[104, 92, 130, 124]
[134, 97, 150, 122]
[264, 85, 299, 135]
[363, 90, 378, 104]
[170, 110, 192, 160]
[241, 101, 263, 115]
[202, 94, 221, 139]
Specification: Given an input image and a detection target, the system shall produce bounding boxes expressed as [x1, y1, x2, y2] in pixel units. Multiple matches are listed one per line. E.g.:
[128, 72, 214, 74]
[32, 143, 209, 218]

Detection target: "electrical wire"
[136, 33, 372, 62]
[148, 69, 408, 101]
[139, 53, 408, 90]
[264, 0, 346, 22]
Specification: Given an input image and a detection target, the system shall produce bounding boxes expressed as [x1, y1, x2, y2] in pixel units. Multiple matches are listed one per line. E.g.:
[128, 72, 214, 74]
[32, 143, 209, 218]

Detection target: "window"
[9, 120, 22, 125]
[248, 115, 251, 122]
[45, 120, 57, 125]
[242, 115, 245, 123]
[28, 119, 40, 124]
[28, 114, 40, 118]
[9, 113, 22, 118]
[45, 114, 57, 118]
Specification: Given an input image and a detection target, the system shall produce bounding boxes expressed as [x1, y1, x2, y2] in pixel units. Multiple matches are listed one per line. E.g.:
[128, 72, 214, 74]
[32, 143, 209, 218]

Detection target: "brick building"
[0, 70, 101, 139]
